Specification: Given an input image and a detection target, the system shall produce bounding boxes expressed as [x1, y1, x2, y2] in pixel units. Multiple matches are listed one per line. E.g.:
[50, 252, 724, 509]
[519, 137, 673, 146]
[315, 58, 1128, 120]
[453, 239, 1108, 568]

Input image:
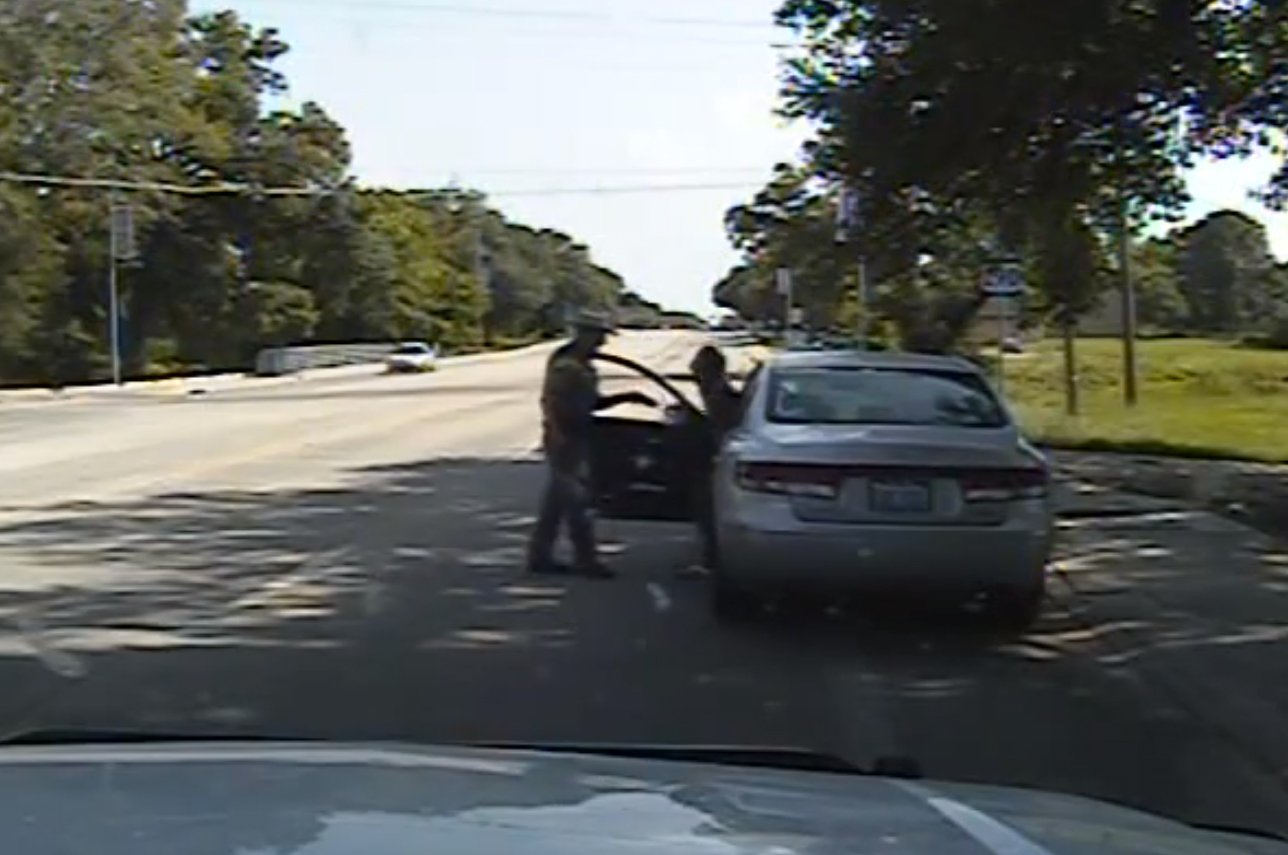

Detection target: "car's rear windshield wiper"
[469, 741, 923, 779]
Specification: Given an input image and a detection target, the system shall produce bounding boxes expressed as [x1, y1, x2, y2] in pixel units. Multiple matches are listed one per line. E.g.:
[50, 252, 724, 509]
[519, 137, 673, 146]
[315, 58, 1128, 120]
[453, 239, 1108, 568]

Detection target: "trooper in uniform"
[527, 310, 654, 578]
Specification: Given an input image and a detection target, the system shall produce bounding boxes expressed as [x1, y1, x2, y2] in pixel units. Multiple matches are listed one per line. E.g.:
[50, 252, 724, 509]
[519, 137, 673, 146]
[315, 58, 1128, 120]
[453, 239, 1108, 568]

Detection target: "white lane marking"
[895, 781, 1054, 855]
[646, 583, 672, 613]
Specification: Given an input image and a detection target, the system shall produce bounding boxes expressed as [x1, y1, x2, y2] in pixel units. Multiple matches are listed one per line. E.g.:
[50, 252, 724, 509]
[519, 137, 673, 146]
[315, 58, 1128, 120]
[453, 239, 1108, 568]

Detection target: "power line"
[0, 170, 761, 198]
[0, 171, 323, 196]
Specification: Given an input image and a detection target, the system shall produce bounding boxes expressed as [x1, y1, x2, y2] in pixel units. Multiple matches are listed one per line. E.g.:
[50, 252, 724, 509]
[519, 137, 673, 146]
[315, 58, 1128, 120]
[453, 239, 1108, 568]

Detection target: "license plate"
[869, 480, 932, 513]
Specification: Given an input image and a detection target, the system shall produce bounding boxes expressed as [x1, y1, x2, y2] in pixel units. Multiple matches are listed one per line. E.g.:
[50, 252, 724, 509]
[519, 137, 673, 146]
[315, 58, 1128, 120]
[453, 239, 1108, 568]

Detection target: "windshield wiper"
[468, 741, 923, 779]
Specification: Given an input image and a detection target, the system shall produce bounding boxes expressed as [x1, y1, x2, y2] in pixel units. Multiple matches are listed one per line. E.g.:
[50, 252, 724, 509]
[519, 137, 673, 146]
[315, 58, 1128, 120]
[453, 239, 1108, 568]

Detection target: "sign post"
[108, 201, 137, 387]
[981, 258, 1025, 393]
[775, 266, 793, 332]
[836, 187, 867, 349]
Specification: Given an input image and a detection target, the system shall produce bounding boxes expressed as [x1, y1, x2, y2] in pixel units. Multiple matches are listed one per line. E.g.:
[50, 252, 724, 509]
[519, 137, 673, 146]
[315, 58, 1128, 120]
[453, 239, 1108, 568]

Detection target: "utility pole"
[109, 217, 121, 386]
[1118, 192, 1138, 407]
[1070, 128, 1138, 408]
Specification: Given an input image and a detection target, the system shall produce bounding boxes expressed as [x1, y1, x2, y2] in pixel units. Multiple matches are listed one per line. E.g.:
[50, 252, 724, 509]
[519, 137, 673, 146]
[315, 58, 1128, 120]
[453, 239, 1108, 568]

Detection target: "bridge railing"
[253, 343, 402, 376]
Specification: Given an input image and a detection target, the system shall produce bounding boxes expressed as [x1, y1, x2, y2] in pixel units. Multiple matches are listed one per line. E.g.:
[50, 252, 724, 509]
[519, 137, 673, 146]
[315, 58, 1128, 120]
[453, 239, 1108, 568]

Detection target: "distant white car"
[385, 342, 438, 373]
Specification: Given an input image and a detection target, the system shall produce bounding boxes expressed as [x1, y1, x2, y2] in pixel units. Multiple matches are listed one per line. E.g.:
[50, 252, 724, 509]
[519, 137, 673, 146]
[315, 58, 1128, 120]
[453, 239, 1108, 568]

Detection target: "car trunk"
[746, 423, 1041, 526]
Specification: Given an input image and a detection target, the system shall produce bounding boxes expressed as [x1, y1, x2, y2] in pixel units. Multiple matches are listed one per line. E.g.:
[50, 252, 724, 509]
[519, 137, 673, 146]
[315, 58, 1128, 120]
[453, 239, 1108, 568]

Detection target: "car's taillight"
[736, 462, 840, 500]
[959, 468, 1049, 502]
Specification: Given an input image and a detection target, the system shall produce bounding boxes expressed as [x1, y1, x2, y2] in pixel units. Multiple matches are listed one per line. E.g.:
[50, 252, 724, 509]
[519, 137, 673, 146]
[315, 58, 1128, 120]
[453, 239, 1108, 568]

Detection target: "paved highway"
[1, 331, 1286, 838]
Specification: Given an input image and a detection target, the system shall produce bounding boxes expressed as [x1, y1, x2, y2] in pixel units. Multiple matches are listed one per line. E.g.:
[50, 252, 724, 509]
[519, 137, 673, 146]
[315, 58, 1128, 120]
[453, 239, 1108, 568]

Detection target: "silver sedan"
[586, 349, 1055, 628]
[712, 350, 1054, 624]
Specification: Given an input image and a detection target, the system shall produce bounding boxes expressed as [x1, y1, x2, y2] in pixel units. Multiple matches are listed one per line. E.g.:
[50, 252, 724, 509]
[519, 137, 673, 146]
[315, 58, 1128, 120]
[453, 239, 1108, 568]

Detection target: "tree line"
[1132, 211, 1288, 345]
[714, 1, 1288, 352]
[0, 1, 678, 386]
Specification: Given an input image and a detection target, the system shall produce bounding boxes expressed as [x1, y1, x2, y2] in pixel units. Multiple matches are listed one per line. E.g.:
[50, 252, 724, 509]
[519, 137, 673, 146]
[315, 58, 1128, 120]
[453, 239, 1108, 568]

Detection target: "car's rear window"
[766, 366, 1007, 428]
[394, 343, 431, 355]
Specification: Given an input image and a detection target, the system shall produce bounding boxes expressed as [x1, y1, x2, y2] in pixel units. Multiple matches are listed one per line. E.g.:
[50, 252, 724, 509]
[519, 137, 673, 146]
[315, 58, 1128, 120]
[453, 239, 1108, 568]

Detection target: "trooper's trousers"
[528, 456, 597, 568]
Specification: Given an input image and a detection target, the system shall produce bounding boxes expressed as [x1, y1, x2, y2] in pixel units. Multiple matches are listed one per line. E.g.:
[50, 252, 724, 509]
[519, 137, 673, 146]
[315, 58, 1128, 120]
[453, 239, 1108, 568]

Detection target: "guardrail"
[254, 343, 402, 376]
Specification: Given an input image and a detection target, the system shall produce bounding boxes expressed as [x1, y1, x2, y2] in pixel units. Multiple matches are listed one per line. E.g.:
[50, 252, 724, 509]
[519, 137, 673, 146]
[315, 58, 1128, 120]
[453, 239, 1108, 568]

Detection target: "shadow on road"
[0, 458, 1286, 835]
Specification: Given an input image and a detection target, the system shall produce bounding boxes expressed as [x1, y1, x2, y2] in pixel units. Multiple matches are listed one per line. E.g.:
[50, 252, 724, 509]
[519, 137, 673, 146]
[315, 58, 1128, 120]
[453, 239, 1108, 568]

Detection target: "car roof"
[766, 349, 983, 374]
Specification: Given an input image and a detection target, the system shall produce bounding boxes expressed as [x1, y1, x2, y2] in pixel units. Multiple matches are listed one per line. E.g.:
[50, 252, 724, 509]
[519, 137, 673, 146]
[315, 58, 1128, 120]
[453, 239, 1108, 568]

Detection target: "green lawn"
[1003, 338, 1288, 463]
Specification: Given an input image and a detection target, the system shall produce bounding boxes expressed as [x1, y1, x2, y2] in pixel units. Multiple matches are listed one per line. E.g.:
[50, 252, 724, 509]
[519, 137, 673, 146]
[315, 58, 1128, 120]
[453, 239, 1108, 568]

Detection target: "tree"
[1178, 210, 1283, 334]
[718, 161, 1003, 350]
[0, 187, 62, 378]
[766, 0, 1286, 338]
[1131, 237, 1189, 333]
[0, 5, 655, 384]
[0, 0, 199, 379]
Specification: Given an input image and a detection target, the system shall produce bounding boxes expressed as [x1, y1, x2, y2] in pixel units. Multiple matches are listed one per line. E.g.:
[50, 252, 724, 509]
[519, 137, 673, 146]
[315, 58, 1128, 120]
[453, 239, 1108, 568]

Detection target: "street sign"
[110, 204, 137, 261]
[981, 263, 1024, 298]
[775, 267, 793, 297]
[836, 187, 863, 243]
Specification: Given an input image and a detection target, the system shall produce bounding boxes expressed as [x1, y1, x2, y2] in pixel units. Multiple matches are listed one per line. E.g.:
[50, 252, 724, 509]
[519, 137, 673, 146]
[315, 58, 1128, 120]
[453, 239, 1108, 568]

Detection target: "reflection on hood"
[0, 743, 1281, 855]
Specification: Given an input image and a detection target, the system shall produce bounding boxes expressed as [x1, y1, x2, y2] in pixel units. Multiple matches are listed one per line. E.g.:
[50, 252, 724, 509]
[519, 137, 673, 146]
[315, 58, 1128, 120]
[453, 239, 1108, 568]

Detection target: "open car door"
[587, 352, 712, 523]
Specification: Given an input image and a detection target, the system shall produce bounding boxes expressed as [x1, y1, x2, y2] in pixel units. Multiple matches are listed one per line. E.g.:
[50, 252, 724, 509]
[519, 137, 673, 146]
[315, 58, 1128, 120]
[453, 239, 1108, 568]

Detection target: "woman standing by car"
[684, 345, 743, 575]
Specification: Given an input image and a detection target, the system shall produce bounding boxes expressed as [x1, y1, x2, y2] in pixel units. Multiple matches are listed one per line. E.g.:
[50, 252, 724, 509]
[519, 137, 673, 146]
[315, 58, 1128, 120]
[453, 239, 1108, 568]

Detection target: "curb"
[0, 341, 560, 408]
[1052, 451, 1288, 542]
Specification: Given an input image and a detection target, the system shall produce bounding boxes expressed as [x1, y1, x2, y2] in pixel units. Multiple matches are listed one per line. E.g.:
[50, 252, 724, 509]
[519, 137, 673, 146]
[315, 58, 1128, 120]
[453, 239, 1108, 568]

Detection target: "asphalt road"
[1, 331, 1286, 839]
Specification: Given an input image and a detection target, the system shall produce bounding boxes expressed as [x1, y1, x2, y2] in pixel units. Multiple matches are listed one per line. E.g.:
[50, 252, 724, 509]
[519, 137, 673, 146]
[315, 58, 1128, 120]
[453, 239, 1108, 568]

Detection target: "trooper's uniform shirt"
[540, 342, 599, 471]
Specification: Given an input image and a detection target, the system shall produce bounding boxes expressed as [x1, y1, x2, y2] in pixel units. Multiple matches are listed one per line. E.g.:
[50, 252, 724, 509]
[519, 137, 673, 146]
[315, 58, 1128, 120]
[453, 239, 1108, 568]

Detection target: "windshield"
[767, 367, 1008, 428]
[2, 0, 1287, 848]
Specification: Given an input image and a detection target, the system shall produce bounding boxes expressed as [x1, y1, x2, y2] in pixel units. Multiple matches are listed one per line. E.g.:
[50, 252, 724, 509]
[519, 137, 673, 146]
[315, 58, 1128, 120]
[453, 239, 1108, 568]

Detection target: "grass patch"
[1005, 338, 1288, 463]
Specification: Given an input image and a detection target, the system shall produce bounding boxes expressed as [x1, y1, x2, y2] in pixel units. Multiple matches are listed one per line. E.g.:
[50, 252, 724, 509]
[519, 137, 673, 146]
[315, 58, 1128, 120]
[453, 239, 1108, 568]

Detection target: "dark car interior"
[587, 353, 718, 522]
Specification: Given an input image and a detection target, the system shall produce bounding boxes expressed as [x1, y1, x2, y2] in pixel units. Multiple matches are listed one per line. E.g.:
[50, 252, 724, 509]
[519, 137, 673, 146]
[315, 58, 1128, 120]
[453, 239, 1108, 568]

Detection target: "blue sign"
[982, 264, 1024, 298]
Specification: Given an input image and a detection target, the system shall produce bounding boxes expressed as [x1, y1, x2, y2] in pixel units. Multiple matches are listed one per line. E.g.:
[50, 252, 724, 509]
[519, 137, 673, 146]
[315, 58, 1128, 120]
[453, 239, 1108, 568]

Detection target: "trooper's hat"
[570, 309, 617, 334]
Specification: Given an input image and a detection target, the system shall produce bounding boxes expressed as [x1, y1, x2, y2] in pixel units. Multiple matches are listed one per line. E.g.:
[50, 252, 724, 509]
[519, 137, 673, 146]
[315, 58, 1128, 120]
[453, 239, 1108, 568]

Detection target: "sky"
[192, 0, 1288, 315]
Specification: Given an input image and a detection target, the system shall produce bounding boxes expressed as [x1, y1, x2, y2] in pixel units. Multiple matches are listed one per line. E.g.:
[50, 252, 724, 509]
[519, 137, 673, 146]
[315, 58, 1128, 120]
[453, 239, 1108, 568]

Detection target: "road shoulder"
[1052, 478, 1288, 826]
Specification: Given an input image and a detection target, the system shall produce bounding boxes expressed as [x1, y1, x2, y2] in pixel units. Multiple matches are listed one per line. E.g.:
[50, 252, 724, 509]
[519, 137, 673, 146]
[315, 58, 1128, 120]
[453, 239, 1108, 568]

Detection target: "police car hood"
[0, 741, 1282, 854]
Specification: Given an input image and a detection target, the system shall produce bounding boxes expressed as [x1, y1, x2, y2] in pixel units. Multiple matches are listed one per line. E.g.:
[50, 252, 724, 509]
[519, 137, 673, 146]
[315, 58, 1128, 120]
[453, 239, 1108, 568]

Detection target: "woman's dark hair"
[690, 345, 727, 376]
